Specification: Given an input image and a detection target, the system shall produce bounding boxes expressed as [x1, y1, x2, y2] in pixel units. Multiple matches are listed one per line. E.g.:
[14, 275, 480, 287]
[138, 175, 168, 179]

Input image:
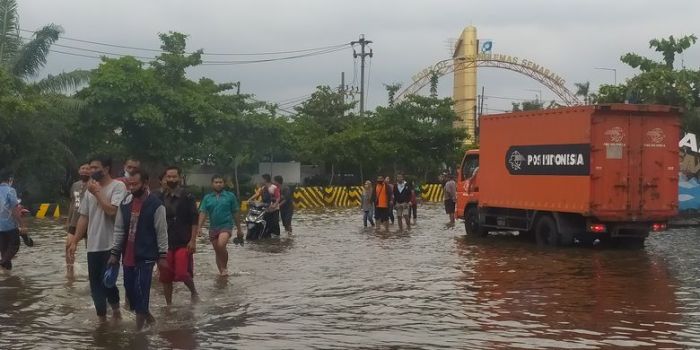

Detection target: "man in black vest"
[393, 174, 412, 231]
[109, 169, 169, 331]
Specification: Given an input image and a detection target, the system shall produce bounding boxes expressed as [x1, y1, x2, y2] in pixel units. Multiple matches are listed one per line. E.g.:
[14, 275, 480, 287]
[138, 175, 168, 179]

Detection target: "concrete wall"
[258, 162, 301, 184]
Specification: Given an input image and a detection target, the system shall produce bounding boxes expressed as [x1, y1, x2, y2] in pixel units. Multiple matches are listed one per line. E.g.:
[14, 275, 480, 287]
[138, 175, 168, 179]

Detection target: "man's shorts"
[159, 247, 194, 283]
[374, 207, 390, 222]
[209, 228, 232, 242]
[395, 202, 411, 217]
[444, 199, 456, 214]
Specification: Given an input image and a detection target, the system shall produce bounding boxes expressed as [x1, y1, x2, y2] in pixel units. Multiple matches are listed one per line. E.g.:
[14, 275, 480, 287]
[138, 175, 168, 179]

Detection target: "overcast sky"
[17, 0, 700, 113]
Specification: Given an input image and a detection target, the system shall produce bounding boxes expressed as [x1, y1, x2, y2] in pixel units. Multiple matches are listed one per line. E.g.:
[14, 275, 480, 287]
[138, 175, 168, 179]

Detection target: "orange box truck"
[456, 104, 680, 246]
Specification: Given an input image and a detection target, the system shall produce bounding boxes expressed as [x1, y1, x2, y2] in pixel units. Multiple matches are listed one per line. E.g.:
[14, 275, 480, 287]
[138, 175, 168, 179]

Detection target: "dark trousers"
[0, 229, 20, 270]
[264, 210, 281, 236]
[363, 210, 375, 227]
[411, 203, 417, 220]
[124, 261, 155, 315]
[87, 251, 120, 316]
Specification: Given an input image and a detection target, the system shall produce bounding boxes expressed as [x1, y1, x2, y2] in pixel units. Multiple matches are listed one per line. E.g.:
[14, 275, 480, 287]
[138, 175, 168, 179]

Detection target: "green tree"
[291, 85, 357, 185]
[0, 0, 89, 92]
[574, 81, 591, 104]
[595, 34, 700, 133]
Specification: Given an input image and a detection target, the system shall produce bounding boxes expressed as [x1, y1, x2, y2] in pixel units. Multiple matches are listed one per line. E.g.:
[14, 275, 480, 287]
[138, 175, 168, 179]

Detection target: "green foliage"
[595, 34, 700, 133]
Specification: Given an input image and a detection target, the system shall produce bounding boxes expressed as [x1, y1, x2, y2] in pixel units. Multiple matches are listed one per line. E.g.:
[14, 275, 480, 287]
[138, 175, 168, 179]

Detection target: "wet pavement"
[2, 204, 700, 349]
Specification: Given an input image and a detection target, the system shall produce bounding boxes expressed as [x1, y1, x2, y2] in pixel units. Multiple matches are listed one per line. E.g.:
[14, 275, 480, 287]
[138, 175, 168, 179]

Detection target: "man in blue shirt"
[0, 169, 27, 271]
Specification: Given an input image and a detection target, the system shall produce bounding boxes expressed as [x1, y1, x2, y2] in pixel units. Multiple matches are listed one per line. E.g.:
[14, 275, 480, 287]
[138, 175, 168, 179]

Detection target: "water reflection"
[455, 235, 686, 348]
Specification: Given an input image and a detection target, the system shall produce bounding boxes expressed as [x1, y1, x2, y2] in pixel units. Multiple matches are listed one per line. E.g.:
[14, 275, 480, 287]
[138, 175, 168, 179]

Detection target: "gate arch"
[396, 54, 581, 106]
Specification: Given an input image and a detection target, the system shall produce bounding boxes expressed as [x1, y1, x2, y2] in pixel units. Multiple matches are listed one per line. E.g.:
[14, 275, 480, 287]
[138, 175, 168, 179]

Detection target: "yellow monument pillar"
[453, 26, 478, 144]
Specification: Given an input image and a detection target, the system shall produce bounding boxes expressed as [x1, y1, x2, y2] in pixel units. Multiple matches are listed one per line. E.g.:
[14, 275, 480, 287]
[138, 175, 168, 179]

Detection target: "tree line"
[0, 1, 465, 203]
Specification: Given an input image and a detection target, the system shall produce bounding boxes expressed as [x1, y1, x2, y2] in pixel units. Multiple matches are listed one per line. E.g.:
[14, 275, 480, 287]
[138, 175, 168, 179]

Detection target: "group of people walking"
[361, 175, 419, 232]
[56, 155, 295, 331]
[1, 157, 454, 332]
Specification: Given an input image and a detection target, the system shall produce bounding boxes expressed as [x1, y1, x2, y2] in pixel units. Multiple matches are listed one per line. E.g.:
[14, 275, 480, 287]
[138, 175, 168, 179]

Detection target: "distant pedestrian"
[108, 169, 168, 331]
[198, 175, 242, 276]
[372, 175, 391, 232]
[444, 174, 457, 225]
[393, 174, 412, 231]
[0, 170, 27, 271]
[410, 181, 419, 225]
[361, 180, 375, 228]
[274, 175, 294, 235]
[259, 174, 281, 236]
[66, 163, 90, 276]
[117, 157, 140, 184]
[156, 166, 200, 305]
[385, 176, 395, 224]
[68, 155, 128, 322]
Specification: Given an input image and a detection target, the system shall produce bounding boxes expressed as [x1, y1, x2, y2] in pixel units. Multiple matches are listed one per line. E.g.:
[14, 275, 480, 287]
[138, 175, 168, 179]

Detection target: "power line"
[201, 46, 349, 65]
[20, 28, 349, 57]
[45, 41, 349, 65]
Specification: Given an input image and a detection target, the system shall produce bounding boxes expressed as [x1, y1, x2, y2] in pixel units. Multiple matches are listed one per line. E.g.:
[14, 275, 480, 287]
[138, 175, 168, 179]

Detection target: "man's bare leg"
[163, 282, 173, 305]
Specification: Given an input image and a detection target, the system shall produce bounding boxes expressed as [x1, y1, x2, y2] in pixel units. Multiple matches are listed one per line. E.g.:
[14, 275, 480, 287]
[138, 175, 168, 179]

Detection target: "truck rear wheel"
[535, 215, 559, 246]
[464, 206, 487, 237]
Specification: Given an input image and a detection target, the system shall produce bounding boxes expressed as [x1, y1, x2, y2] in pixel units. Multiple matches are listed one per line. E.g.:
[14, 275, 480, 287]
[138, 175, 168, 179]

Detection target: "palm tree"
[574, 81, 591, 104]
[0, 0, 89, 92]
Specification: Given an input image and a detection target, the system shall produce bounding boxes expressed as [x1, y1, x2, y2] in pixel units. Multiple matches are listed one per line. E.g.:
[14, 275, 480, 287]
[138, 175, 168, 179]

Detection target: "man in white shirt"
[68, 155, 128, 322]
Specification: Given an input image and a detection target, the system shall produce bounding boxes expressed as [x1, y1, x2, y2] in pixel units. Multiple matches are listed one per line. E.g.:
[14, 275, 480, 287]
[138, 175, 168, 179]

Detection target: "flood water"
[2, 204, 700, 349]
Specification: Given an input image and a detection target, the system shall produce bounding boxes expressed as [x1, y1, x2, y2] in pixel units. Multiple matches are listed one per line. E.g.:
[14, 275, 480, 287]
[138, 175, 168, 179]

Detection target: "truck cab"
[456, 149, 479, 222]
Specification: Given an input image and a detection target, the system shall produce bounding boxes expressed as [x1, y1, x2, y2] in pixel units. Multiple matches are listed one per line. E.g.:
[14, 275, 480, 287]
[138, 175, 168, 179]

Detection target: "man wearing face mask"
[65, 162, 91, 276]
[117, 157, 140, 184]
[68, 155, 128, 322]
[155, 166, 200, 304]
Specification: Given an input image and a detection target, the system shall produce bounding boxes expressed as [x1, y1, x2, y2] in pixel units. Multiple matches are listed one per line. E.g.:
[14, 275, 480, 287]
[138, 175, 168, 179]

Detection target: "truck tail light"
[589, 224, 607, 233]
[651, 223, 667, 232]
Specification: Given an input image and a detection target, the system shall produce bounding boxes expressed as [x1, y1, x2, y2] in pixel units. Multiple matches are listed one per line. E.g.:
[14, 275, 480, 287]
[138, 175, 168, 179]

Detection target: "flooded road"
[2, 204, 700, 349]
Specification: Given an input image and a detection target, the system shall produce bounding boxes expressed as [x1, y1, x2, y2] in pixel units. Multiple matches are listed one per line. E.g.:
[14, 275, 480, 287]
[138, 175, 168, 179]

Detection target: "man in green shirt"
[198, 175, 242, 276]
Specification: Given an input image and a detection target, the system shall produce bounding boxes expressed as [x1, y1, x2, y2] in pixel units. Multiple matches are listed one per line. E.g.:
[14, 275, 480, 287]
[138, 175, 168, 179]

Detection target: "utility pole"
[352, 34, 373, 115]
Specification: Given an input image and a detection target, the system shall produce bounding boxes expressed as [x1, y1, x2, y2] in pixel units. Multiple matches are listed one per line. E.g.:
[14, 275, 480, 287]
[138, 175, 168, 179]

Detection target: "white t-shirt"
[78, 180, 127, 252]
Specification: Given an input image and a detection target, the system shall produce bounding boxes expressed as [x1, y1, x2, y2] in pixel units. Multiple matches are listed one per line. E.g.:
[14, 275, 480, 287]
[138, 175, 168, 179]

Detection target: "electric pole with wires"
[351, 34, 373, 115]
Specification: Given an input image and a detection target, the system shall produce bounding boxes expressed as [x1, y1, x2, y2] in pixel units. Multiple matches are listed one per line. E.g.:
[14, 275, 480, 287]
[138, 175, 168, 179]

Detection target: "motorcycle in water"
[245, 202, 269, 241]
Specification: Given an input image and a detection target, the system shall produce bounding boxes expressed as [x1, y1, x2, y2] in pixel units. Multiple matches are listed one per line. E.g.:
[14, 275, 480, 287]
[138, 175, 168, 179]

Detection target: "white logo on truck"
[605, 126, 625, 144]
[508, 150, 526, 170]
[645, 128, 666, 148]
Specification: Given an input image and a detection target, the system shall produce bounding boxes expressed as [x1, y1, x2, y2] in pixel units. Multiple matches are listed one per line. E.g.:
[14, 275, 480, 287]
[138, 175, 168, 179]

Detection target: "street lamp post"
[594, 67, 617, 85]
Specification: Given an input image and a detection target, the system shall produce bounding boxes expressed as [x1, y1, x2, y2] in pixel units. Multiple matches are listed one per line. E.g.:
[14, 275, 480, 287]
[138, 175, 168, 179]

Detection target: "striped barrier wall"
[35, 203, 61, 219]
[292, 186, 364, 209]
[189, 184, 443, 211]
[419, 184, 444, 203]
[32, 186, 444, 217]
[291, 184, 444, 209]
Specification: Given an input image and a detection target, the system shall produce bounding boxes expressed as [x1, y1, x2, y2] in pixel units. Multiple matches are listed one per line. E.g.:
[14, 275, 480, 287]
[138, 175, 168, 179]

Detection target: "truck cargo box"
[479, 104, 680, 222]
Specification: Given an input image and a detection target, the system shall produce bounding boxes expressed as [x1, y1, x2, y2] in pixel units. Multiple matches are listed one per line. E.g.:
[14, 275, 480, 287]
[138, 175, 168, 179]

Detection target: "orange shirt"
[375, 183, 388, 208]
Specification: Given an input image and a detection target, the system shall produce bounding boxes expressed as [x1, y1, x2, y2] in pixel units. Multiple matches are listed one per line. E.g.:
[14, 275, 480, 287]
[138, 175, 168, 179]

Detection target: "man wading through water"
[66, 163, 90, 277]
[393, 174, 412, 231]
[109, 170, 168, 331]
[198, 175, 243, 276]
[68, 155, 128, 322]
[274, 175, 294, 235]
[0, 169, 28, 271]
[372, 175, 392, 232]
[156, 166, 200, 304]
